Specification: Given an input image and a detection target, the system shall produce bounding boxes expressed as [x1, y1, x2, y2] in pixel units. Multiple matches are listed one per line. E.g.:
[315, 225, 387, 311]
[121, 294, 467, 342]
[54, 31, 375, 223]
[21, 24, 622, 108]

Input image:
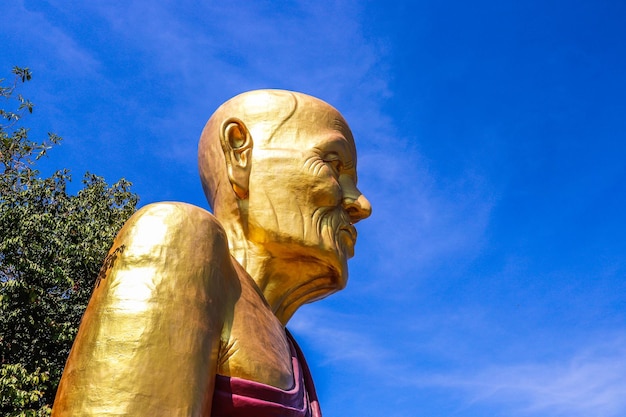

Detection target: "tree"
[0, 67, 138, 416]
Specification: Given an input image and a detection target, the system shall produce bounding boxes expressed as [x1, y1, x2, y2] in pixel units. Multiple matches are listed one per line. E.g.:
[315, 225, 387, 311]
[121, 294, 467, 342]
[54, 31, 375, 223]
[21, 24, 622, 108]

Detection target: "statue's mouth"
[339, 224, 357, 242]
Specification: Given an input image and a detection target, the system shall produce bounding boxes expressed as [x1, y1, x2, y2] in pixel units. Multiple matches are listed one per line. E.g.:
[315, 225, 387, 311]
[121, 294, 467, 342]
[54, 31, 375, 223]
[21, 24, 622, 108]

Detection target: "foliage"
[0, 364, 50, 417]
[0, 67, 138, 415]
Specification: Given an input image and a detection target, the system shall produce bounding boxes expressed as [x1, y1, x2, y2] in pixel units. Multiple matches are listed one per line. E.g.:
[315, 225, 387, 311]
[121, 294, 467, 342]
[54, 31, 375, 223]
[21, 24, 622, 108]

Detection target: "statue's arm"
[52, 202, 238, 417]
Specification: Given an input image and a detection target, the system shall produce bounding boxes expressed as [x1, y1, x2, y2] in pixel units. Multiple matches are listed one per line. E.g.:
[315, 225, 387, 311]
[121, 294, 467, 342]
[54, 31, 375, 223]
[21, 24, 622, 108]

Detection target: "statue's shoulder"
[129, 201, 219, 222]
[95, 201, 237, 297]
[115, 202, 230, 260]
[125, 201, 224, 234]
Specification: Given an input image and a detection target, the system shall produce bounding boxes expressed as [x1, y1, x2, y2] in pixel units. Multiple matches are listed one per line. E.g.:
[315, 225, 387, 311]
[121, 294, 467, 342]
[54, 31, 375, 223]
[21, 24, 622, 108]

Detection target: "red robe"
[211, 332, 322, 417]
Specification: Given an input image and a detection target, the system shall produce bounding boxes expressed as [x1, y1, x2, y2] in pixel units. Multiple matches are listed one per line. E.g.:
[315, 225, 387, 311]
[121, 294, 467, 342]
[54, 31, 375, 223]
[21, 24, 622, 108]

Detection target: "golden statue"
[52, 90, 371, 416]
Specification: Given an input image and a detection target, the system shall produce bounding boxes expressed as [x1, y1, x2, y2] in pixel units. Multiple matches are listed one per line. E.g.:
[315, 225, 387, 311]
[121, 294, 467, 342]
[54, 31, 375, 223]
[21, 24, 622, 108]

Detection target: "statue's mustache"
[313, 206, 356, 257]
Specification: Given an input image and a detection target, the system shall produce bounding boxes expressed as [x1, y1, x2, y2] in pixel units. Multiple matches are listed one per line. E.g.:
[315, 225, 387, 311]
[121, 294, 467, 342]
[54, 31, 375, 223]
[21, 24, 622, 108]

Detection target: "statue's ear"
[220, 117, 253, 199]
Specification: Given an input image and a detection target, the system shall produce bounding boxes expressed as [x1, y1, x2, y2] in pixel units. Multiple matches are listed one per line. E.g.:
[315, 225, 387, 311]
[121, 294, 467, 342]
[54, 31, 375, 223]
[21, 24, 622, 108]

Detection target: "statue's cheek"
[307, 176, 342, 208]
[290, 158, 341, 209]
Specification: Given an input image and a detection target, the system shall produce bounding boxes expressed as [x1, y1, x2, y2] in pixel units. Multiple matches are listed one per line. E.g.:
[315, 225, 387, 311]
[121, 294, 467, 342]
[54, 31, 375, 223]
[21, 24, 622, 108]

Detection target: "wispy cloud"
[293, 305, 626, 417]
[4, 1, 101, 77]
[73, 1, 391, 163]
[289, 304, 395, 382]
[419, 334, 626, 417]
[354, 148, 494, 295]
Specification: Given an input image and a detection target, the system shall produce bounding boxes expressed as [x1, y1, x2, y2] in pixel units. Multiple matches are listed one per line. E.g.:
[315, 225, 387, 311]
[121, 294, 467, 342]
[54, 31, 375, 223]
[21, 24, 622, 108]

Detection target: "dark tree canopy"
[0, 67, 138, 416]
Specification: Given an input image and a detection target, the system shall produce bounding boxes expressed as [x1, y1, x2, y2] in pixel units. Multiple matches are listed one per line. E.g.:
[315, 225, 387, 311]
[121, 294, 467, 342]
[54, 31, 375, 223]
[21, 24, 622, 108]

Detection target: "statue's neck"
[221, 217, 340, 324]
[229, 242, 295, 325]
[228, 240, 335, 325]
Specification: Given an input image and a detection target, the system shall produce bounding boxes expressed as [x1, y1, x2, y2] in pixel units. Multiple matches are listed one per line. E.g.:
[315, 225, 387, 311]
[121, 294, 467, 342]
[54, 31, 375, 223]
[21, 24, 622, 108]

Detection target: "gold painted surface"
[52, 90, 371, 416]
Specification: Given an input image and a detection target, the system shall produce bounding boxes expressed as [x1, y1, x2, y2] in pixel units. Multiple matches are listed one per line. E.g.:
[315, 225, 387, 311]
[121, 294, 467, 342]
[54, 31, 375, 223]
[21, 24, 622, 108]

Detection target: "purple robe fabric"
[211, 331, 322, 417]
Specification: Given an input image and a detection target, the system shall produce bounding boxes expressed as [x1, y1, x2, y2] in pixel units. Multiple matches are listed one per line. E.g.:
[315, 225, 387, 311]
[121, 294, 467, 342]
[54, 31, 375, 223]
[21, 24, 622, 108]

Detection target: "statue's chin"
[259, 233, 351, 296]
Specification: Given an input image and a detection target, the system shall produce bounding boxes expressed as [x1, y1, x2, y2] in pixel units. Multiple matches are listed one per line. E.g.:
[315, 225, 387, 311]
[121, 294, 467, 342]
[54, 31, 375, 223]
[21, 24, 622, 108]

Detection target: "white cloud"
[4, 1, 101, 77]
[69, 1, 391, 162]
[423, 334, 626, 417]
[290, 304, 393, 373]
[354, 148, 494, 293]
[293, 303, 626, 417]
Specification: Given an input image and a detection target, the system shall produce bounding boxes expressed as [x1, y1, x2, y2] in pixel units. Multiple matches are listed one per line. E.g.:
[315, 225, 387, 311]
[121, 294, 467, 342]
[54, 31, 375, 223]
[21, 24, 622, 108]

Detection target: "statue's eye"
[323, 152, 343, 174]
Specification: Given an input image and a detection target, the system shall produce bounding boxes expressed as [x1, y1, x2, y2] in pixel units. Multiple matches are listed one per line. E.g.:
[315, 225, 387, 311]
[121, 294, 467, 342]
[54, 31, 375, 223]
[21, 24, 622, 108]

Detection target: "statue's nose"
[339, 175, 372, 223]
[343, 194, 372, 223]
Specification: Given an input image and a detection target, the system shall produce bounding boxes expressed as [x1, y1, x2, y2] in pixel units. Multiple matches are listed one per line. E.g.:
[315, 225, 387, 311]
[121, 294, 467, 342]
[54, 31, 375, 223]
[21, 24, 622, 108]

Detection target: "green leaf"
[0, 66, 138, 414]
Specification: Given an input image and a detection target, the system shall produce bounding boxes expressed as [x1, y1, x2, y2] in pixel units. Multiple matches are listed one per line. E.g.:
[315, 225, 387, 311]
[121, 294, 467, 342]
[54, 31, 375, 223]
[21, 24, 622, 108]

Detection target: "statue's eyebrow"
[318, 136, 355, 171]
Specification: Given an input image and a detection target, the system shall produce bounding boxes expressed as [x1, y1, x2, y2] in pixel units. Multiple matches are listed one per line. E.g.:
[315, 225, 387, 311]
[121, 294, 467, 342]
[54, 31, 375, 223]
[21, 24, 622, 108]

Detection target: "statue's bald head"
[198, 89, 351, 217]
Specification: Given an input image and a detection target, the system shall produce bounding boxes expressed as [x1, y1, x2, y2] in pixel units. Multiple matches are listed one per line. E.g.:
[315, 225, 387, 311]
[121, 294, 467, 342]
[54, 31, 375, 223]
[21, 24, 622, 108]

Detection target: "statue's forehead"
[270, 105, 355, 151]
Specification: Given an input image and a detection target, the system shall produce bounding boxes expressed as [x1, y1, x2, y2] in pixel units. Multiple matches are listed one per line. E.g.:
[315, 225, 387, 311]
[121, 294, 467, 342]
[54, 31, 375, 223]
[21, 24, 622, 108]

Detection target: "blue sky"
[3, 1, 626, 416]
